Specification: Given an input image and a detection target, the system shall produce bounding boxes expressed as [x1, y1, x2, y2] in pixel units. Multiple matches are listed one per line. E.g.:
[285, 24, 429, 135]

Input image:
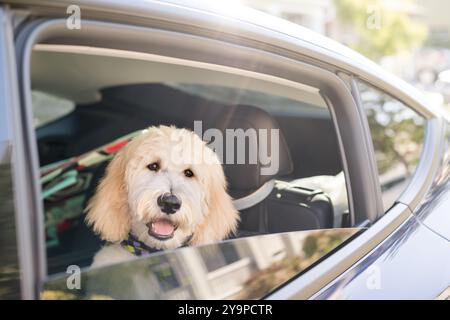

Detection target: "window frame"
[0, 8, 23, 300]
[14, 18, 389, 300]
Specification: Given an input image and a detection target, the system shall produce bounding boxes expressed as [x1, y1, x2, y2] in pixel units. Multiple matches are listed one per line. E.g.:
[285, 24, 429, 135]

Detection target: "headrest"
[214, 105, 293, 193]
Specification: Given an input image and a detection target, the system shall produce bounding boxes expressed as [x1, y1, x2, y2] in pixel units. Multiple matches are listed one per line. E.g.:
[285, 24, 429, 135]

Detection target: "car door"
[270, 77, 450, 299]
[11, 19, 361, 300]
[307, 79, 450, 300]
[6, 1, 446, 300]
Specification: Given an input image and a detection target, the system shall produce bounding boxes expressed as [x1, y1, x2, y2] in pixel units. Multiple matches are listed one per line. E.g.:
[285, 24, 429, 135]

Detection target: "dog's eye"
[184, 169, 194, 178]
[147, 162, 160, 172]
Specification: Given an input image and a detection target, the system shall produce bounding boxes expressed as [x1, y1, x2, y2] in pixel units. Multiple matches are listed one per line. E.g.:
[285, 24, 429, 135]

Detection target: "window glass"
[169, 83, 330, 117]
[358, 81, 426, 210]
[199, 243, 241, 272]
[41, 229, 362, 300]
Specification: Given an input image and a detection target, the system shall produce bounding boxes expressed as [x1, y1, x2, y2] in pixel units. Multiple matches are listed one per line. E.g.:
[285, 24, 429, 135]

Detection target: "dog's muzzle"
[157, 193, 181, 214]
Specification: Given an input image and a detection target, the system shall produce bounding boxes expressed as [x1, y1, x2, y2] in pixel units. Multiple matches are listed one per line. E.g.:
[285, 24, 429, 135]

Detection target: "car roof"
[5, 0, 384, 68]
[5, 0, 446, 118]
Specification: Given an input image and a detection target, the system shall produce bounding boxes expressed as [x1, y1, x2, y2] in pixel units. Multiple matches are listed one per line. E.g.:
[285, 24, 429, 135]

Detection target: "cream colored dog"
[86, 125, 239, 268]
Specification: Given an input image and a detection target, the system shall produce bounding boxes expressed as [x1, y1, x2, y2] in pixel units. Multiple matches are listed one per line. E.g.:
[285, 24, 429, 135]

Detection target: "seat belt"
[232, 179, 275, 211]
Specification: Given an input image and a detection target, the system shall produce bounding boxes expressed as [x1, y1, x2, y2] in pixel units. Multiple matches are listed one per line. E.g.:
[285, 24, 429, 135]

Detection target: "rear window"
[169, 83, 330, 117]
[358, 80, 426, 210]
[32, 90, 74, 127]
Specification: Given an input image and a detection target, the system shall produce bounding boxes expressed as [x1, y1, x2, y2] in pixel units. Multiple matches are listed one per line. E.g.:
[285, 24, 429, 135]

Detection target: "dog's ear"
[85, 150, 131, 242]
[191, 165, 239, 245]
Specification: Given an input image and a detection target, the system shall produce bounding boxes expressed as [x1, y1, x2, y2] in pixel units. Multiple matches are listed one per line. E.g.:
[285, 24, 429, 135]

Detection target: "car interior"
[31, 45, 350, 274]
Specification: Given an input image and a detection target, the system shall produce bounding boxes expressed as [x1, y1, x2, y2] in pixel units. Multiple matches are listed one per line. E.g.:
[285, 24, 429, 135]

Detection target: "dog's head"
[86, 125, 239, 250]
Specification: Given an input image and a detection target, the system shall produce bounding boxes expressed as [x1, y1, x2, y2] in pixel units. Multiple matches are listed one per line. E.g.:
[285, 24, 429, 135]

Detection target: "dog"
[86, 125, 239, 268]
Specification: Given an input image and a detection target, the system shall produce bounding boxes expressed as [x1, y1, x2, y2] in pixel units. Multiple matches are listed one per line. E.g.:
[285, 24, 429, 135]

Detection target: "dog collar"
[120, 233, 192, 257]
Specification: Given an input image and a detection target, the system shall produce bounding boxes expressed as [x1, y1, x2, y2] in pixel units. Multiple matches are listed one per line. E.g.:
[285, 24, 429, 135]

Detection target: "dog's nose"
[157, 193, 181, 214]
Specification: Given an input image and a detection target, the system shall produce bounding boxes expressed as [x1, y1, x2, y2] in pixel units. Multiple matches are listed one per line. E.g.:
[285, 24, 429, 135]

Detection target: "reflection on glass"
[41, 228, 361, 300]
[199, 242, 240, 272]
[358, 81, 425, 210]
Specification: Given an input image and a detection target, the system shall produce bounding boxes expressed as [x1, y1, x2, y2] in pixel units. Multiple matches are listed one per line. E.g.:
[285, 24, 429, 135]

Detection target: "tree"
[334, 0, 428, 60]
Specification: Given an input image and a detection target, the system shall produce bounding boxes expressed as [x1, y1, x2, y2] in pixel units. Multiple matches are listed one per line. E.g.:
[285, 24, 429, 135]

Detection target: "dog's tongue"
[151, 219, 175, 236]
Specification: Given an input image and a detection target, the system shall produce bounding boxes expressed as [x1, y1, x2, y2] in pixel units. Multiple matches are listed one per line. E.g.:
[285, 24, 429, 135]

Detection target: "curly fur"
[86, 125, 239, 267]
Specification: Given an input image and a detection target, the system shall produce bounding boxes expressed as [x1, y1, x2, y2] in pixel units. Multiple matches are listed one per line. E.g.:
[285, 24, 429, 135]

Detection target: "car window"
[169, 83, 331, 117]
[357, 81, 426, 211]
[41, 228, 362, 300]
[28, 45, 357, 298]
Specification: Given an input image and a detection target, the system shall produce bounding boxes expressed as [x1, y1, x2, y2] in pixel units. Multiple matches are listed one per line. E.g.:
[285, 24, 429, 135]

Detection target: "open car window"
[20, 31, 378, 300]
[41, 228, 362, 300]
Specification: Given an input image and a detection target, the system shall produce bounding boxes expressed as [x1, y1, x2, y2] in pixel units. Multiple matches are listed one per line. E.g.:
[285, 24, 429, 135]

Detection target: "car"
[0, 0, 449, 300]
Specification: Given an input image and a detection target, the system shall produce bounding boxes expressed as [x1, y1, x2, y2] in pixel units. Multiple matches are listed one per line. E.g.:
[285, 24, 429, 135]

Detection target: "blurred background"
[239, 0, 450, 112]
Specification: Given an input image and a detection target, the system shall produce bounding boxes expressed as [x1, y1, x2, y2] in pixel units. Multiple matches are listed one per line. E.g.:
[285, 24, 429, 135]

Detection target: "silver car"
[0, 0, 449, 300]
